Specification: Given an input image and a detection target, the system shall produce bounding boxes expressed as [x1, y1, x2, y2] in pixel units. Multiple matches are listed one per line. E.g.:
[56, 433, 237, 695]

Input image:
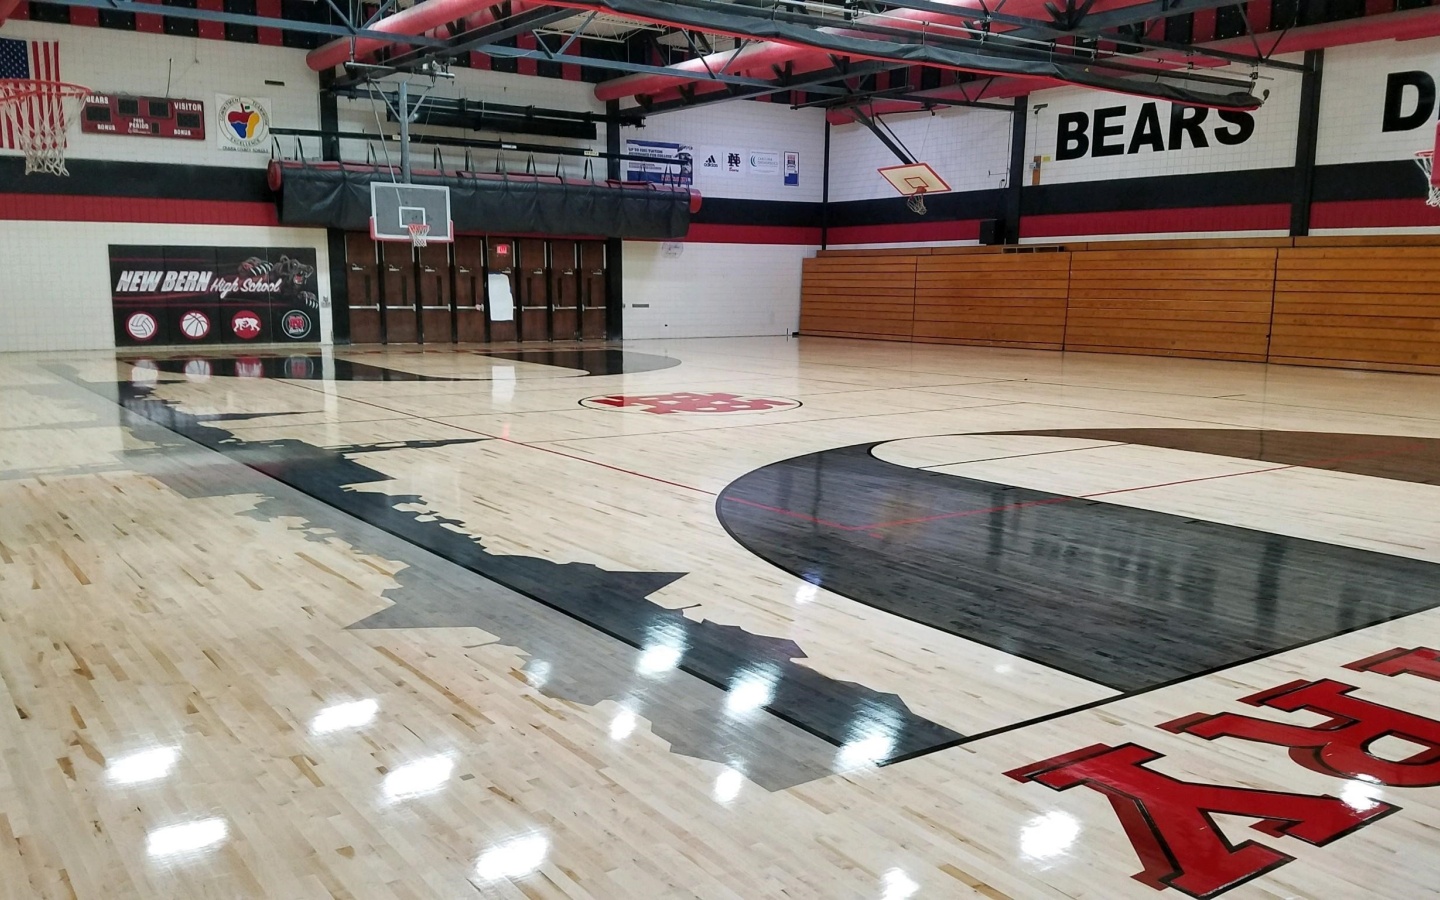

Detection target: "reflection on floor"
[64, 367, 959, 778]
[717, 440, 1440, 693]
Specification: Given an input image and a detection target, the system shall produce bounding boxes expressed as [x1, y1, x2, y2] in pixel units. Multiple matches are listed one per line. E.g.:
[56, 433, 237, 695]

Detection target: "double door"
[344, 235, 607, 345]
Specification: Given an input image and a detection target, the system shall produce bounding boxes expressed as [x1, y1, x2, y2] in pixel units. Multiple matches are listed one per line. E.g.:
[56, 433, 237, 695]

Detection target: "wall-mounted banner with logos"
[625, 139, 693, 185]
[700, 147, 744, 176]
[110, 245, 321, 347]
[748, 149, 780, 176]
[81, 94, 205, 140]
[216, 95, 271, 153]
[784, 151, 800, 186]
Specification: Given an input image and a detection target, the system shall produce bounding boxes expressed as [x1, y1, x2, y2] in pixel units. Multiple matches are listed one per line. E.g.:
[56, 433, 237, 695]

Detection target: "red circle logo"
[232, 310, 263, 340]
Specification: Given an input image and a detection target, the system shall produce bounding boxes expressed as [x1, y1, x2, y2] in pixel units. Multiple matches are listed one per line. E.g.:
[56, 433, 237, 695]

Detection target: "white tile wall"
[1317, 37, 1440, 165]
[0, 220, 331, 352]
[0, 20, 321, 169]
[622, 241, 814, 338]
[1024, 59, 1304, 187]
[827, 105, 1014, 202]
[622, 102, 826, 202]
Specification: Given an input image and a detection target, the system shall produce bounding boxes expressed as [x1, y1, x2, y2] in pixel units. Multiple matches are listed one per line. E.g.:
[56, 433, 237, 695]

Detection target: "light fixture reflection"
[474, 833, 549, 881]
[610, 709, 637, 741]
[713, 768, 743, 803]
[1019, 811, 1080, 861]
[1341, 779, 1385, 812]
[795, 582, 818, 604]
[836, 732, 896, 769]
[525, 660, 552, 690]
[146, 817, 228, 858]
[492, 366, 516, 403]
[382, 754, 454, 801]
[881, 868, 919, 900]
[725, 670, 776, 716]
[107, 746, 180, 785]
[638, 644, 682, 675]
[309, 699, 378, 735]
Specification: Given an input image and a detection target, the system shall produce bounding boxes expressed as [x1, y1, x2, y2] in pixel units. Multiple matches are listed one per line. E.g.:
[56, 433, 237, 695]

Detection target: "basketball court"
[4, 2, 1440, 899]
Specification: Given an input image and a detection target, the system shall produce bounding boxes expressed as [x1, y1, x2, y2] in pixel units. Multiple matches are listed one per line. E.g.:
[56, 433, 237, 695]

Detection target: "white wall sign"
[215, 95, 272, 153]
[624, 139, 693, 185]
[1317, 37, 1440, 166]
[748, 149, 780, 176]
[700, 147, 743, 175]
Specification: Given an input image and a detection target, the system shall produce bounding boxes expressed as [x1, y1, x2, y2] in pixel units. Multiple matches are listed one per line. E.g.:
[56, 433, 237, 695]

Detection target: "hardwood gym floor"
[3, 337, 1440, 899]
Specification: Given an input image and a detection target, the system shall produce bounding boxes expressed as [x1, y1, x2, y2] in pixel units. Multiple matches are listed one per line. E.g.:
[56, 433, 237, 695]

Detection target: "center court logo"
[216, 95, 270, 152]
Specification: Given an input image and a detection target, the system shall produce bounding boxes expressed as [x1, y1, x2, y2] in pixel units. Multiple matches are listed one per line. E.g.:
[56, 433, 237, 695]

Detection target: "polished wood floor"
[4, 338, 1440, 899]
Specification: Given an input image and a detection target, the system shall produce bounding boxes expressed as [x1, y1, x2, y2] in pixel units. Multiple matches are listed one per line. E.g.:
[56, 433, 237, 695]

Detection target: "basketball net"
[906, 187, 928, 216]
[0, 80, 91, 176]
[1415, 151, 1440, 208]
[408, 222, 431, 248]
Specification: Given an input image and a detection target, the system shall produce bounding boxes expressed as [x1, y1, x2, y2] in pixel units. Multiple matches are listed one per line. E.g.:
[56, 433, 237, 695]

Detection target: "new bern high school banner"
[110, 246, 320, 347]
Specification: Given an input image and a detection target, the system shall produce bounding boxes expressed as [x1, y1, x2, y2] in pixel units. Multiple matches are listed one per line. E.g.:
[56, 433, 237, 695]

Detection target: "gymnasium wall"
[0, 20, 334, 351]
[825, 39, 1440, 246]
[617, 102, 826, 338]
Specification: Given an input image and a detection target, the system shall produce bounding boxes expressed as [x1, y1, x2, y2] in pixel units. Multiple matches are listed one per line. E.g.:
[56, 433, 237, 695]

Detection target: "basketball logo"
[232, 310, 262, 340]
[180, 311, 211, 340]
[126, 312, 158, 341]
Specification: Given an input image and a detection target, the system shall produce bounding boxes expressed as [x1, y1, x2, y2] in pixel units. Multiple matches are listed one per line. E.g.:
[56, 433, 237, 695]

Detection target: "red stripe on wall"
[133, 0, 165, 34]
[517, 33, 538, 78]
[256, 0, 283, 46]
[1311, 198, 1440, 230]
[1020, 204, 1290, 238]
[71, 6, 99, 26]
[0, 194, 280, 226]
[684, 224, 822, 245]
[826, 219, 983, 245]
[197, 0, 225, 41]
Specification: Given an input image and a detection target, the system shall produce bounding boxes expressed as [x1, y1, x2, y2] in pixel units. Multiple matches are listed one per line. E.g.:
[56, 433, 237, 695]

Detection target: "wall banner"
[110, 245, 321, 347]
[216, 95, 271, 153]
[625, 139, 693, 185]
[748, 149, 780, 176]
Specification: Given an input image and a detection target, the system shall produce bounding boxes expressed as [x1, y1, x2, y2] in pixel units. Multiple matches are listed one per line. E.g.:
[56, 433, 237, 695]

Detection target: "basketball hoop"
[0, 79, 91, 176]
[906, 187, 928, 216]
[1415, 151, 1440, 208]
[407, 222, 431, 248]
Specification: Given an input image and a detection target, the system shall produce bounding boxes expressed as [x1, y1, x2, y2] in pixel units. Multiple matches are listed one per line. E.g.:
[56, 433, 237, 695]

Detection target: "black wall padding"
[272, 163, 692, 238]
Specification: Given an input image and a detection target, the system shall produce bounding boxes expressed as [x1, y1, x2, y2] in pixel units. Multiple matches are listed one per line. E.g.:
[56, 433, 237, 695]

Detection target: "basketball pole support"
[398, 80, 412, 184]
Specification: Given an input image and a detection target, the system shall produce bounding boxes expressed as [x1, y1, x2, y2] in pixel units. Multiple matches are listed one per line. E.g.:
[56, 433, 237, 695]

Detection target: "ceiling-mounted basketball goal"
[1415, 121, 1440, 209]
[880, 162, 950, 216]
[0, 78, 93, 176]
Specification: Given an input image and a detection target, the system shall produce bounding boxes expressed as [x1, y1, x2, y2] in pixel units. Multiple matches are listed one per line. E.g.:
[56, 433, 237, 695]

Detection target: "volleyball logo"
[125, 312, 158, 341]
[179, 310, 211, 339]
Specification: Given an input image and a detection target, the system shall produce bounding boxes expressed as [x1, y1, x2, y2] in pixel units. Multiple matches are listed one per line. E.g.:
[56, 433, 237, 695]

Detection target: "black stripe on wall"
[0, 158, 270, 203]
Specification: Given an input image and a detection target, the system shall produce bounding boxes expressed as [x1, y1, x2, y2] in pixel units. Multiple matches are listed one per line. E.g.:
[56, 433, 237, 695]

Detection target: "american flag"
[0, 37, 62, 149]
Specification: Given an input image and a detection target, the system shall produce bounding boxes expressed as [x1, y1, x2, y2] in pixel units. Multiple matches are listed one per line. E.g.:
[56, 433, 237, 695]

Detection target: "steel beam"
[39, 0, 451, 46]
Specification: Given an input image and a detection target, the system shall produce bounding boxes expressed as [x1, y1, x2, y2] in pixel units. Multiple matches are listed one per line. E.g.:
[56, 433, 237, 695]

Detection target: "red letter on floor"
[1006, 743, 1396, 898]
[1346, 646, 1440, 683]
[1162, 679, 1440, 787]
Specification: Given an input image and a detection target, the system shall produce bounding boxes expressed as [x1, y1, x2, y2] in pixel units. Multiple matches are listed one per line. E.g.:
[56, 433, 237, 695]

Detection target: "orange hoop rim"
[0, 79, 93, 104]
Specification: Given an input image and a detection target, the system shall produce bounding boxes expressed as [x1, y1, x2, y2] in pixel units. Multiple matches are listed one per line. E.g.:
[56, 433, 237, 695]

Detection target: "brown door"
[517, 238, 549, 342]
[549, 240, 580, 342]
[580, 241, 606, 340]
[380, 242, 418, 344]
[345, 233, 382, 344]
[418, 243, 453, 344]
[486, 238, 517, 343]
[454, 237, 487, 343]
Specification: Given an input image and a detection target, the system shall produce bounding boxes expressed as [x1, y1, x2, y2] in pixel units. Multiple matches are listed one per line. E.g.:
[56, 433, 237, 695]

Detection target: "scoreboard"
[80, 94, 205, 141]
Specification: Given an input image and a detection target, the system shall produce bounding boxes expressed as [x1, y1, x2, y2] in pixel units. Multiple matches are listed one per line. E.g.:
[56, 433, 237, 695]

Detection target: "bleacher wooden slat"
[1270, 247, 1440, 372]
[800, 255, 917, 340]
[911, 253, 1069, 350]
[1062, 248, 1277, 362]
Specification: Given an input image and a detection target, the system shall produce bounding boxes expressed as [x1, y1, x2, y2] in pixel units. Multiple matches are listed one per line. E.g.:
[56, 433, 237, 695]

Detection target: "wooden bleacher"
[800, 236, 1440, 374]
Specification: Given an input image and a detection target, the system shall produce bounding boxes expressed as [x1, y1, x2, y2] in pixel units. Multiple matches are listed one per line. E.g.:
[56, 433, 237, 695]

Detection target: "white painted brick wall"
[622, 241, 813, 338]
[0, 220, 331, 352]
[828, 105, 1013, 202]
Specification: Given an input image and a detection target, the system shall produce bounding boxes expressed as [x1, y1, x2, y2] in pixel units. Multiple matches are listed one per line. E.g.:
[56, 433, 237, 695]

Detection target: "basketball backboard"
[370, 182, 454, 243]
[878, 162, 950, 197]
